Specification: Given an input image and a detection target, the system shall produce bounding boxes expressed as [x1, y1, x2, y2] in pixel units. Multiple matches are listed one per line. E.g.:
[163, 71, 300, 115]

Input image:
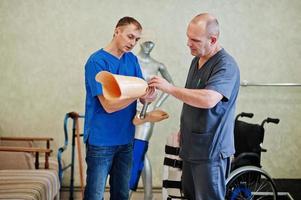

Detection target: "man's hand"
[140, 86, 157, 104]
[148, 76, 174, 94]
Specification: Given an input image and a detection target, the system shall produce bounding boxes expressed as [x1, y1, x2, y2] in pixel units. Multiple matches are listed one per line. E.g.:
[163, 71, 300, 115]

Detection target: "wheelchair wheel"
[226, 166, 278, 200]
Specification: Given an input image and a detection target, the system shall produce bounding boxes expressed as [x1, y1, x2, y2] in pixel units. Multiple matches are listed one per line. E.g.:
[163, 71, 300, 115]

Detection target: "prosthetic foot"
[133, 109, 169, 125]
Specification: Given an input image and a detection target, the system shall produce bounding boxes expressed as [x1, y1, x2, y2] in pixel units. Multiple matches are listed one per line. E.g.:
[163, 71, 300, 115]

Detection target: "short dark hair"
[115, 16, 142, 30]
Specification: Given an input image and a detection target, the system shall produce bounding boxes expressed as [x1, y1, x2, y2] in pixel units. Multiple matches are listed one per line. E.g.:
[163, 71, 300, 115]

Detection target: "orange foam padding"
[95, 71, 148, 100]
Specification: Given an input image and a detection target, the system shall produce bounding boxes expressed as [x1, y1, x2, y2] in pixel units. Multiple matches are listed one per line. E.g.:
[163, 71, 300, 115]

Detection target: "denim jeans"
[84, 143, 133, 200]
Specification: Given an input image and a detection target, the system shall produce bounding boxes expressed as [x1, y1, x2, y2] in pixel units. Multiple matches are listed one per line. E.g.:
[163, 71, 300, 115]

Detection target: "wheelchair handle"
[261, 117, 280, 127]
[235, 112, 254, 121]
[267, 118, 280, 124]
[241, 112, 254, 118]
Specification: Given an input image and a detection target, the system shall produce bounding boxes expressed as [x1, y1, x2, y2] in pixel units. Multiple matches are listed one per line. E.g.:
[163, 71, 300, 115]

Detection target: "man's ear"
[210, 36, 217, 45]
[114, 27, 120, 37]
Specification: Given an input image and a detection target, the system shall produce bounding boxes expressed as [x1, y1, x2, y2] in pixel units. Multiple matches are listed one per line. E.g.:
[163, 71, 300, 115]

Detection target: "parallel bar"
[241, 80, 301, 87]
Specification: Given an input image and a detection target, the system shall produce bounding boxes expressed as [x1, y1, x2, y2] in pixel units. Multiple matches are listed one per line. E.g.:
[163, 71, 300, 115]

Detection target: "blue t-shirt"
[84, 49, 143, 146]
[179, 49, 240, 162]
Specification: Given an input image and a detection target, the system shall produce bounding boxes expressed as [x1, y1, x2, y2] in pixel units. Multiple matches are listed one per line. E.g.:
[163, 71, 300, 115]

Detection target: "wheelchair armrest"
[261, 147, 267, 152]
[234, 152, 259, 160]
[232, 152, 261, 168]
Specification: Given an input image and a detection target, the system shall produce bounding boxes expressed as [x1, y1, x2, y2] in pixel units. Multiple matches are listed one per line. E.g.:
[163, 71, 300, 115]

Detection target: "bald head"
[190, 13, 220, 39]
[186, 13, 221, 57]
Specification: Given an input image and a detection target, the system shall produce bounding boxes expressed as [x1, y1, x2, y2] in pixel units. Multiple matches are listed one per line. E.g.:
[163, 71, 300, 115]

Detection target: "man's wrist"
[139, 98, 146, 104]
[168, 85, 176, 95]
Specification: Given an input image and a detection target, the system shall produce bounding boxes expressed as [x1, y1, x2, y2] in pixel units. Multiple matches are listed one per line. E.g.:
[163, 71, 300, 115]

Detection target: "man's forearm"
[169, 86, 222, 109]
[98, 96, 137, 113]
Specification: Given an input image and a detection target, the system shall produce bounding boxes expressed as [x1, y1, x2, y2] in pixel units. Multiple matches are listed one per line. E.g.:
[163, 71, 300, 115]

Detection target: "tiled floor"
[60, 188, 162, 200]
[60, 189, 295, 200]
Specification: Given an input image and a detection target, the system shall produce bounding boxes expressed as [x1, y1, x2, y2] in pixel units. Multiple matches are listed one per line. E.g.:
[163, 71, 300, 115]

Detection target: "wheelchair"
[225, 112, 280, 200]
[162, 113, 280, 200]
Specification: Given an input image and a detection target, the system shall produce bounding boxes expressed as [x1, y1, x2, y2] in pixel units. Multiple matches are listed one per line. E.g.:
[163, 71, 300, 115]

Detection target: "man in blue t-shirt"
[84, 17, 156, 200]
[149, 13, 240, 200]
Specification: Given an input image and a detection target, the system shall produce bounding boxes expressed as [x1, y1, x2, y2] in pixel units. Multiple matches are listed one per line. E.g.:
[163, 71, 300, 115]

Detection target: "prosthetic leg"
[129, 103, 153, 200]
[130, 108, 169, 200]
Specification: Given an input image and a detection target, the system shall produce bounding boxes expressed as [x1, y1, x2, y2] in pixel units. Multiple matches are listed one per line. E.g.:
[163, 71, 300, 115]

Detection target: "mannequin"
[135, 41, 174, 139]
[129, 41, 174, 200]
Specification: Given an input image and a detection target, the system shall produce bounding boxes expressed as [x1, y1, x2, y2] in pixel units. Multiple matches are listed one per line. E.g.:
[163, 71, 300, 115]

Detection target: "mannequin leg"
[142, 154, 153, 200]
[129, 190, 133, 199]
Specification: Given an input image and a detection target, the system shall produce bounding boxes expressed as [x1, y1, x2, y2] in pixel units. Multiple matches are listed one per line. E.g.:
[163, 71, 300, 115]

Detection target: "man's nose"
[130, 39, 136, 46]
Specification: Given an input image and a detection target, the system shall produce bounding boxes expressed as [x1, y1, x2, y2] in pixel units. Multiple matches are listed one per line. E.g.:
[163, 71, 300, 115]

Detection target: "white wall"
[0, 0, 300, 187]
